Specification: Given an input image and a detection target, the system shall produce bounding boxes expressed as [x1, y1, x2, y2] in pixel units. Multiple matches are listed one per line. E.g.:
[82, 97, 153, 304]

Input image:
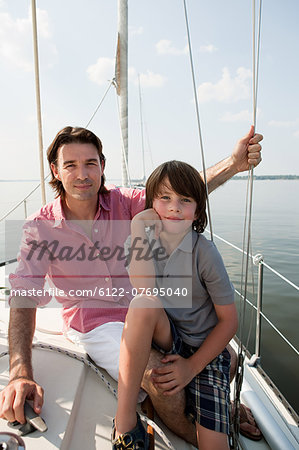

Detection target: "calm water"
[0, 179, 299, 413]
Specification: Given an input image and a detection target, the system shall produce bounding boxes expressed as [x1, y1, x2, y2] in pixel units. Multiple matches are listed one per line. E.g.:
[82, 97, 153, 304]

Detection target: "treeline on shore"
[232, 175, 299, 180]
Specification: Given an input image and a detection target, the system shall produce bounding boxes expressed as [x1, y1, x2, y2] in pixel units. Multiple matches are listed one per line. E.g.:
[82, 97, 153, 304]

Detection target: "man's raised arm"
[205, 126, 263, 193]
[0, 299, 44, 424]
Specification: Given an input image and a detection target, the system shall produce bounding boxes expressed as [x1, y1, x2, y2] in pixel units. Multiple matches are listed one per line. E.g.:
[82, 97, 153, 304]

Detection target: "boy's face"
[152, 177, 197, 235]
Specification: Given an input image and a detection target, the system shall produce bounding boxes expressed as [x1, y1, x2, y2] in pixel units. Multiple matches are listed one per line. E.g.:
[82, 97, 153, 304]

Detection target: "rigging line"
[252, 0, 256, 128]
[85, 80, 114, 129]
[144, 121, 155, 171]
[115, 90, 132, 187]
[182, 0, 213, 241]
[234, 0, 263, 439]
[254, 0, 263, 121]
[244, 240, 256, 352]
[1, 83, 113, 224]
[0, 174, 51, 223]
[238, 170, 251, 352]
[239, 0, 263, 353]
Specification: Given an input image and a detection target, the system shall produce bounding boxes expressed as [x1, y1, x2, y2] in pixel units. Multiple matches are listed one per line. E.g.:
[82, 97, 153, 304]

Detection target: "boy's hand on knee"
[151, 354, 196, 396]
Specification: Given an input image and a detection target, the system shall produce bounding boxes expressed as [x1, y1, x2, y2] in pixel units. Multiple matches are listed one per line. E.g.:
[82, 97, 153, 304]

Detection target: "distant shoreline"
[0, 179, 40, 182]
[232, 175, 299, 180]
[1, 175, 299, 182]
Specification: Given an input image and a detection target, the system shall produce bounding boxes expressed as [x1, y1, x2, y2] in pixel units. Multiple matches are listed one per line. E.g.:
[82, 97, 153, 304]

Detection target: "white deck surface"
[1, 278, 298, 449]
[0, 303, 196, 449]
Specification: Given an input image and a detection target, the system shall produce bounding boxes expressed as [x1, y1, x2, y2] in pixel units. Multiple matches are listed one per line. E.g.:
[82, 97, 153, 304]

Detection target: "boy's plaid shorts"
[152, 317, 231, 435]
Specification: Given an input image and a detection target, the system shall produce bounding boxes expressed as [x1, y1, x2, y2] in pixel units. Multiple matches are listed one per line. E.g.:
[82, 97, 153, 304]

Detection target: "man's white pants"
[67, 321, 147, 402]
[67, 321, 124, 381]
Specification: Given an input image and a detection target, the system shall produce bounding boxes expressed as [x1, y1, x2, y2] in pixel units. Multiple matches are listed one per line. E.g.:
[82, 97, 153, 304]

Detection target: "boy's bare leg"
[142, 349, 197, 448]
[196, 423, 229, 450]
[116, 296, 172, 436]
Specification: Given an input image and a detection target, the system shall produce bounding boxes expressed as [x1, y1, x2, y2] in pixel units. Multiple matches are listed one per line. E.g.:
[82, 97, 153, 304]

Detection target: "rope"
[0, 81, 114, 224]
[0, 181, 49, 222]
[233, 0, 263, 444]
[182, 0, 214, 241]
[85, 80, 114, 129]
[0, 343, 175, 449]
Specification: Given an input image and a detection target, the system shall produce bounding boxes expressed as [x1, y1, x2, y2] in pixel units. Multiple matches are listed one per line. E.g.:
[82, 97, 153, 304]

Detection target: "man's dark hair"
[47, 126, 108, 198]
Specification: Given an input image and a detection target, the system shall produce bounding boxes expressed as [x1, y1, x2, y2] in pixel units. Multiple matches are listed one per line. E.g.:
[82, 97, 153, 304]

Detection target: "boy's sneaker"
[111, 412, 149, 449]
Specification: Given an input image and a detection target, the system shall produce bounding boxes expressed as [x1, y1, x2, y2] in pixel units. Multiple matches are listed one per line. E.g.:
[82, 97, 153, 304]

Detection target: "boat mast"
[117, 0, 129, 187]
[31, 0, 46, 205]
[138, 74, 146, 183]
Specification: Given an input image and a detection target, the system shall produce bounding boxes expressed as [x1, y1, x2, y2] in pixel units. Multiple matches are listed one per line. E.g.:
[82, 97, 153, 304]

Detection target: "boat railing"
[209, 231, 299, 362]
[0, 178, 49, 223]
[1, 228, 298, 363]
[1, 205, 298, 354]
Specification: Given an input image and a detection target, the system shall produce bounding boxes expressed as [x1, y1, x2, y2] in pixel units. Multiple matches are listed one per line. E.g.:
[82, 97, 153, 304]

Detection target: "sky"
[1, 0, 299, 184]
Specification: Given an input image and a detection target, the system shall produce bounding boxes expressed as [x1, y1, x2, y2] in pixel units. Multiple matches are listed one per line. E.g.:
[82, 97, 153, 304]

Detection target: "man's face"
[51, 142, 104, 203]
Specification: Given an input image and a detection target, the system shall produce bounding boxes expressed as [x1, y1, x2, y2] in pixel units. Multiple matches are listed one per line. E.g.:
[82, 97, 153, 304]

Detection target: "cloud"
[220, 108, 260, 123]
[268, 118, 299, 128]
[156, 39, 188, 56]
[129, 67, 167, 88]
[0, 7, 55, 71]
[36, 9, 51, 39]
[87, 60, 166, 89]
[198, 67, 252, 103]
[268, 118, 299, 139]
[138, 71, 167, 88]
[199, 44, 217, 53]
[87, 57, 115, 85]
[220, 109, 253, 123]
[128, 67, 137, 82]
[129, 25, 143, 36]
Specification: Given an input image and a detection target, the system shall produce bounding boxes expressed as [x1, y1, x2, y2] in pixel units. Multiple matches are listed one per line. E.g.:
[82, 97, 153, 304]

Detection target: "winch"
[0, 432, 25, 450]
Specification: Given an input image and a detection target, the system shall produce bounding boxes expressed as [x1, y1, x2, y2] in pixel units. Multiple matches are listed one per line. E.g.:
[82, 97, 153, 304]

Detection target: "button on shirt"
[9, 186, 145, 333]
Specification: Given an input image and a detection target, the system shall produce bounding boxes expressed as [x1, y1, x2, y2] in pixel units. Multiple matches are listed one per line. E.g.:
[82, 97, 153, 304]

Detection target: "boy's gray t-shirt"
[152, 230, 234, 347]
[125, 229, 234, 347]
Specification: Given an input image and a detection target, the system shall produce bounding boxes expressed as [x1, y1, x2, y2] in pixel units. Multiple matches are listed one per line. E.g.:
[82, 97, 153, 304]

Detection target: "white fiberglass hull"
[0, 280, 298, 449]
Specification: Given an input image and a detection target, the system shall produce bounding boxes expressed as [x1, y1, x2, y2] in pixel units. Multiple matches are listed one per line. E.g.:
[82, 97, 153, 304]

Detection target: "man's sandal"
[112, 412, 149, 449]
[239, 404, 262, 441]
[232, 402, 262, 441]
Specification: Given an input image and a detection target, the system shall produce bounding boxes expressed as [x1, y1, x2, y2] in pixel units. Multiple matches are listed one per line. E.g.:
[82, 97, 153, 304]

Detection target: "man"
[0, 125, 262, 443]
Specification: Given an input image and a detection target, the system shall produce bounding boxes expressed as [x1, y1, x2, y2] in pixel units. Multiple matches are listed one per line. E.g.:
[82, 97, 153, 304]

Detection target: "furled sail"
[115, 0, 129, 187]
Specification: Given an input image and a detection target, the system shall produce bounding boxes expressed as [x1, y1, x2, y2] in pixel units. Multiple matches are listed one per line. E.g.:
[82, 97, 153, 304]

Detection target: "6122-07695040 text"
[9, 287, 189, 299]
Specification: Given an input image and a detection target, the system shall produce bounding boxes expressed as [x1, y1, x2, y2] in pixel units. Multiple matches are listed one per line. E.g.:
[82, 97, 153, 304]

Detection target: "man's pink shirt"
[9, 186, 145, 333]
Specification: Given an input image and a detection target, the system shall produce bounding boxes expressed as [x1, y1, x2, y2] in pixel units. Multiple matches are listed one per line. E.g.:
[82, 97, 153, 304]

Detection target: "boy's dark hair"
[47, 126, 108, 199]
[145, 160, 207, 233]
